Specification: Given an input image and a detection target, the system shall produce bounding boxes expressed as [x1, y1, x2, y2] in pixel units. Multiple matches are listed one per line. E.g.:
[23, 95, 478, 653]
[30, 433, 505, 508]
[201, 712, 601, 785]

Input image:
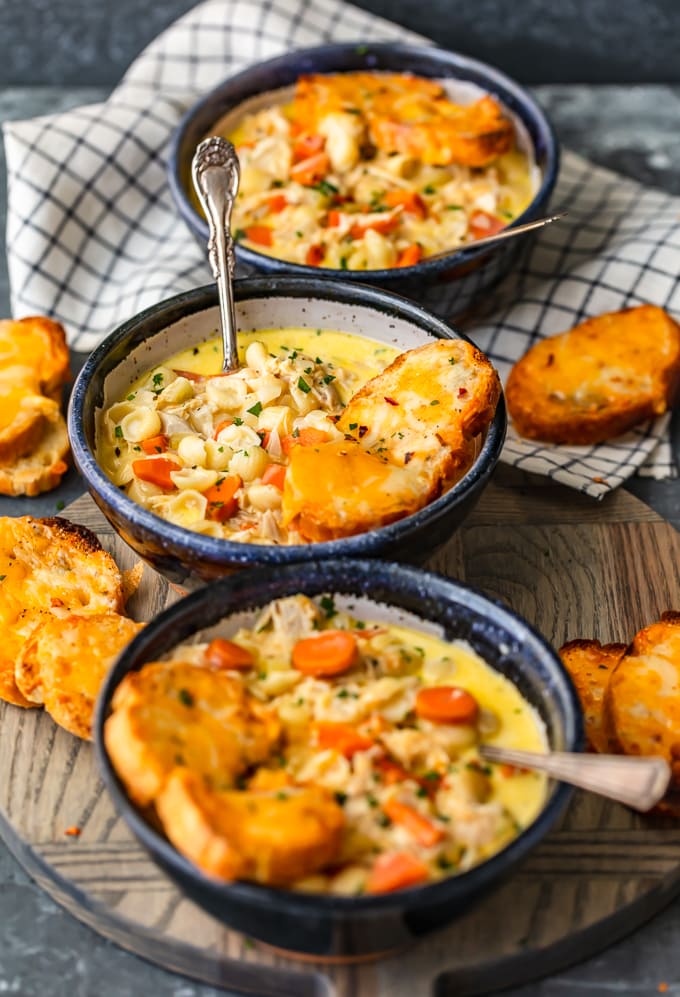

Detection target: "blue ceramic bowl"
[168, 42, 559, 321]
[68, 276, 506, 587]
[94, 558, 582, 958]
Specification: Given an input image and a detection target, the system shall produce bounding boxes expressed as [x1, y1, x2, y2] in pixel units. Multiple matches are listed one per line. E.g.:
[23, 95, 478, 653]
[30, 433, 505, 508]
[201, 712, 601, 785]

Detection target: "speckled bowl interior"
[95, 558, 581, 958]
[69, 276, 506, 586]
[167, 42, 559, 321]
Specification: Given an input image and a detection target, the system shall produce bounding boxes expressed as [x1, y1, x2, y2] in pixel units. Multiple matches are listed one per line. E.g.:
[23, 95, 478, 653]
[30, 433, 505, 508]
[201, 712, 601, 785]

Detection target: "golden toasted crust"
[602, 614, 680, 768]
[506, 305, 680, 444]
[0, 317, 69, 400]
[15, 612, 144, 739]
[155, 769, 345, 885]
[105, 661, 280, 806]
[0, 409, 70, 496]
[282, 339, 500, 541]
[0, 516, 124, 705]
[559, 639, 628, 753]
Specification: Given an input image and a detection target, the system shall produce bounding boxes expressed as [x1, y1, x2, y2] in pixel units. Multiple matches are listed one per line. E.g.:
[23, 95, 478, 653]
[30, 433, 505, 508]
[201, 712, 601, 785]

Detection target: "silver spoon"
[427, 211, 566, 262]
[479, 744, 671, 812]
[191, 136, 241, 372]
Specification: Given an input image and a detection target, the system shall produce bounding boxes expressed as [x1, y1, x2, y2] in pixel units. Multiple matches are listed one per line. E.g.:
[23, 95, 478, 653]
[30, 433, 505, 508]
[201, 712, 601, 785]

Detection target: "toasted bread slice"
[0, 409, 70, 496]
[155, 769, 344, 885]
[282, 339, 500, 541]
[559, 639, 627, 753]
[0, 317, 69, 400]
[0, 516, 124, 705]
[506, 304, 680, 444]
[105, 661, 280, 806]
[603, 612, 680, 767]
[15, 612, 143, 739]
[0, 369, 62, 464]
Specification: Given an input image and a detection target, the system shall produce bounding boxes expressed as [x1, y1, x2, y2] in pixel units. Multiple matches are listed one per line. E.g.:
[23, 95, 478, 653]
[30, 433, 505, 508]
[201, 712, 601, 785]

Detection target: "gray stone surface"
[1, 83, 680, 995]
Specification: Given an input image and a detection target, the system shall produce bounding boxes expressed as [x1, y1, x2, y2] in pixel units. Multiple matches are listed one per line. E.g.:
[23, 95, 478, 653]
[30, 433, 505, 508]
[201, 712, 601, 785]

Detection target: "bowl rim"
[94, 557, 582, 913]
[68, 274, 506, 567]
[167, 40, 560, 278]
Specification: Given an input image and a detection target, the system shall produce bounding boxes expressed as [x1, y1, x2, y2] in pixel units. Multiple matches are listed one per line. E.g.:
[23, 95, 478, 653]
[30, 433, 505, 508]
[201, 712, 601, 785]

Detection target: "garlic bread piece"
[559, 638, 627, 753]
[156, 768, 344, 884]
[0, 316, 69, 400]
[15, 612, 143, 739]
[0, 409, 70, 496]
[105, 662, 280, 806]
[506, 304, 680, 444]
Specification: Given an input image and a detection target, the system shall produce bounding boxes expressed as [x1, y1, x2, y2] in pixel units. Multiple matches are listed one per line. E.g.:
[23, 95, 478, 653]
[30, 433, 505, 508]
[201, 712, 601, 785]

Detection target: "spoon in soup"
[479, 744, 671, 812]
[427, 211, 566, 262]
[191, 136, 241, 372]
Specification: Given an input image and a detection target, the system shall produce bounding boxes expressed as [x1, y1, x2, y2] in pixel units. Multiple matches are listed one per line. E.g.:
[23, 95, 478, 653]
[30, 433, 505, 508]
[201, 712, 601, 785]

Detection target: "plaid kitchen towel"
[4, 0, 679, 496]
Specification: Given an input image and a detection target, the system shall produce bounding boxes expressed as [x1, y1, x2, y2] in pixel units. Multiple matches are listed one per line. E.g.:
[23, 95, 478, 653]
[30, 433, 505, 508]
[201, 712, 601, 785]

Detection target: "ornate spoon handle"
[191, 136, 241, 372]
[480, 744, 671, 812]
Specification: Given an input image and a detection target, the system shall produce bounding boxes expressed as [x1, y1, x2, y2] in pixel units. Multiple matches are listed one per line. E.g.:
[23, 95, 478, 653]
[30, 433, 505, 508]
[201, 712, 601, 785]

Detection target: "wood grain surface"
[1, 468, 680, 997]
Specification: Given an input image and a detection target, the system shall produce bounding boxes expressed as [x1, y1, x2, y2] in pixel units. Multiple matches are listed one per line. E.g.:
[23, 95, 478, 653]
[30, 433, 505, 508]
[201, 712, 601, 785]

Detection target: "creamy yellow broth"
[97, 328, 399, 544]
[122, 595, 548, 894]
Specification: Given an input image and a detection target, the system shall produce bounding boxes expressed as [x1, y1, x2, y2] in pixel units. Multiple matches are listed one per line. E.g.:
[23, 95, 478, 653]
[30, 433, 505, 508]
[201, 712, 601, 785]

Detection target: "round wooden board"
[2, 471, 680, 997]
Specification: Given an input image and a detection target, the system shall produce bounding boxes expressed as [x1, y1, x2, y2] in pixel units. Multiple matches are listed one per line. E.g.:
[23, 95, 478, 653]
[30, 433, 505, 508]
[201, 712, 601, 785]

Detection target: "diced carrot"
[245, 225, 273, 247]
[205, 637, 254, 671]
[203, 475, 242, 522]
[382, 798, 445, 848]
[366, 852, 429, 894]
[375, 756, 412, 785]
[290, 152, 330, 186]
[262, 463, 286, 490]
[350, 214, 401, 239]
[132, 458, 181, 491]
[384, 190, 427, 218]
[63, 826, 81, 837]
[292, 630, 359, 677]
[415, 685, 479, 725]
[306, 244, 325, 266]
[314, 722, 374, 757]
[281, 428, 329, 454]
[395, 244, 423, 268]
[468, 210, 506, 241]
[292, 133, 325, 163]
[213, 419, 233, 440]
[141, 434, 169, 455]
[327, 209, 342, 227]
[267, 194, 288, 213]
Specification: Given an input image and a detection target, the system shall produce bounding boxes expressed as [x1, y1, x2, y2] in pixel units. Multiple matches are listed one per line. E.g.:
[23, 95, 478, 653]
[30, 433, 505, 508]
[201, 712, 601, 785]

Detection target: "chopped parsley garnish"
[320, 595, 336, 618]
[377, 813, 392, 828]
[304, 366, 313, 374]
[233, 416, 244, 426]
[0, 575, 6, 582]
[56, 500, 65, 511]
[446, 204, 463, 211]
[423, 184, 436, 195]
[126, 393, 136, 401]
[437, 856, 454, 870]
[334, 791, 347, 806]
[348, 422, 358, 431]
[276, 791, 288, 801]
[314, 179, 339, 197]
[247, 401, 263, 417]
[272, 179, 284, 188]
[192, 346, 200, 355]
[292, 427, 300, 438]
[178, 688, 194, 707]
[295, 229, 303, 238]
[297, 376, 311, 394]
[423, 770, 440, 781]
[152, 372, 164, 388]
[366, 794, 378, 808]
[415, 786, 428, 798]
[234, 228, 247, 241]
[340, 256, 349, 270]
[430, 399, 440, 406]
[114, 425, 123, 439]
[448, 357, 457, 365]
[336, 688, 350, 698]
[323, 374, 336, 384]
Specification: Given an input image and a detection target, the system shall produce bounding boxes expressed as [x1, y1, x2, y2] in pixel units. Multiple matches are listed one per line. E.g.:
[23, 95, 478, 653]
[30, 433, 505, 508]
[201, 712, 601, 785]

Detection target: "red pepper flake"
[592, 476, 605, 484]
[457, 387, 468, 398]
[546, 353, 555, 367]
[64, 826, 81, 837]
[384, 396, 398, 406]
[357, 425, 368, 438]
[404, 452, 414, 464]
[51, 597, 65, 608]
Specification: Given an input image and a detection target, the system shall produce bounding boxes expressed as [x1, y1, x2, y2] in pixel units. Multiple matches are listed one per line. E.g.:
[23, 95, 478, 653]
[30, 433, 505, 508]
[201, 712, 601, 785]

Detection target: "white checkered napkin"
[3, 0, 679, 493]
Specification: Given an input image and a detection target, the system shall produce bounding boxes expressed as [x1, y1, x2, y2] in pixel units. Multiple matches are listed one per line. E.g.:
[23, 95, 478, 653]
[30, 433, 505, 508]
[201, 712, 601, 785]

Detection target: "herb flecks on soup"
[105, 595, 548, 893]
[97, 328, 399, 544]
[220, 71, 536, 270]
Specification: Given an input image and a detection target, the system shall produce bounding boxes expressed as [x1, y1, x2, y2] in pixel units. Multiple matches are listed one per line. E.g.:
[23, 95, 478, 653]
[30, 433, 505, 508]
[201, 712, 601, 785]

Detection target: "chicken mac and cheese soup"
[205, 71, 537, 270]
[97, 328, 399, 544]
[105, 595, 548, 894]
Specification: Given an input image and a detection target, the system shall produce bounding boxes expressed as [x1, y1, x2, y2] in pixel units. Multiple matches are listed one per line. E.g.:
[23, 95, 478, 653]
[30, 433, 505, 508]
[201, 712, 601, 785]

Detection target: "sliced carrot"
[395, 243, 423, 268]
[384, 190, 427, 218]
[262, 463, 286, 490]
[292, 133, 325, 162]
[140, 434, 169, 455]
[468, 210, 506, 241]
[314, 722, 374, 757]
[205, 637, 254, 671]
[382, 798, 444, 848]
[213, 418, 233, 440]
[290, 152, 330, 186]
[292, 630, 358, 677]
[281, 428, 329, 454]
[203, 475, 242, 522]
[245, 225, 273, 247]
[267, 194, 288, 213]
[350, 214, 401, 239]
[327, 209, 342, 227]
[415, 685, 479, 725]
[306, 244, 325, 267]
[366, 852, 429, 894]
[132, 457, 181, 491]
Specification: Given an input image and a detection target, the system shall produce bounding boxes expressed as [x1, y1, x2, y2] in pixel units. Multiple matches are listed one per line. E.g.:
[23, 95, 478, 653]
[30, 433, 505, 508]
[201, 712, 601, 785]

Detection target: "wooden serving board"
[2, 469, 680, 997]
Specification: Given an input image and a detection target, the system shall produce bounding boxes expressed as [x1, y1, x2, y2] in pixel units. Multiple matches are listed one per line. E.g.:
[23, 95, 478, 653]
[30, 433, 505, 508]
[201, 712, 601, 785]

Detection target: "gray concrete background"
[1, 0, 679, 86]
